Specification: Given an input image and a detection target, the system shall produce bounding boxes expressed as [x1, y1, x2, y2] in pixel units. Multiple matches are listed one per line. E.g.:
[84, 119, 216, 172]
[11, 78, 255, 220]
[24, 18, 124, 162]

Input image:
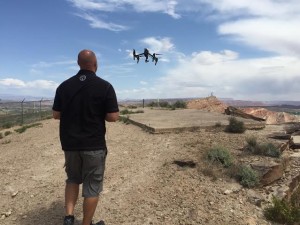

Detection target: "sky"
[1, 0, 300, 101]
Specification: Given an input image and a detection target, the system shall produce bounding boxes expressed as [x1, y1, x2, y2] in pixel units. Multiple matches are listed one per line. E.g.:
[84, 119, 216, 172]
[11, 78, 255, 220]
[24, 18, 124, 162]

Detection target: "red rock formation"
[187, 96, 228, 113]
[242, 108, 299, 125]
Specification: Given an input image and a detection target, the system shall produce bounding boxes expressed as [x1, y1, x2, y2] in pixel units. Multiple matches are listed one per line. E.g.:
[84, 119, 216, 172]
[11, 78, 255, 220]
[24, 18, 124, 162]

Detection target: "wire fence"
[0, 99, 53, 129]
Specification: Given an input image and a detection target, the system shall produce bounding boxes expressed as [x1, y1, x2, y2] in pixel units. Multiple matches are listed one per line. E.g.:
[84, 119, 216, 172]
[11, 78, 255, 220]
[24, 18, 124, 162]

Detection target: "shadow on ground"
[17, 201, 81, 225]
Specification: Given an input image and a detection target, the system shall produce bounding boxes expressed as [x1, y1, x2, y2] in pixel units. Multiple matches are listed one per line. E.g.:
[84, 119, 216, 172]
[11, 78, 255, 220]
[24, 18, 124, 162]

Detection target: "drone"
[133, 48, 162, 65]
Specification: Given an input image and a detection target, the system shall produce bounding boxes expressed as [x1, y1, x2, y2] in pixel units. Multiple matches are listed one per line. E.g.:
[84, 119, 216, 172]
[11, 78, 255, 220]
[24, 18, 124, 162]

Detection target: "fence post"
[39, 98, 43, 119]
[21, 98, 25, 125]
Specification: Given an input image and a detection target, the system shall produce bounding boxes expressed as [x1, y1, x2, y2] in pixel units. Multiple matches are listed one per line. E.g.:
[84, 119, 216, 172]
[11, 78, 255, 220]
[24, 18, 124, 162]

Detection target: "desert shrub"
[206, 146, 233, 168]
[245, 137, 281, 158]
[215, 122, 222, 127]
[159, 101, 171, 108]
[4, 131, 12, 136]
[127, 105, 137, 109]
[119, 116, 130, 124]
[1, 140, 11, 145]
[2, 122, 13, 129]
[14, 123, 42, 134]
[120, 109, 144, 115]
[264, 196, 300, 224]
[246, 136, 257, 148]
[259, 143, 281, 158]
[147, 101, 159, 107]
[226, 117, 246, 133]
[235, 165, 259, 188]
[172, 100, 187, 109]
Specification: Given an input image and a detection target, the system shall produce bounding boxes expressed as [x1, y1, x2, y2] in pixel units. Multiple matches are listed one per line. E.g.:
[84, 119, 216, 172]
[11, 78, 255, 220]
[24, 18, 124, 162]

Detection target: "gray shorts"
[64, 149, 107, 197]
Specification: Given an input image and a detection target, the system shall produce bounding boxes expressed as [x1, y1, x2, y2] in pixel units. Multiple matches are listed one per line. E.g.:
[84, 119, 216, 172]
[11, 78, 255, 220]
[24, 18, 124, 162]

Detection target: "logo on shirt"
[79, 75, 86, 81]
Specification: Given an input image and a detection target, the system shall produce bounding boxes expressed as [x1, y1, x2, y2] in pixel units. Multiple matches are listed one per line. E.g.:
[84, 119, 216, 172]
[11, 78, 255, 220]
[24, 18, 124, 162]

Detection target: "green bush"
[147, 101, 159, 107]
[207, 146, 233, 168]
[236, 165, 259, 188]
[118, 115, 130, 124]
[215, 122, 222, 127]
[4, 131, 12, 136]
[14, 123, 42, 134]
[226, 117, 246, 133]
[172, 100, 187, 109]
[245, 137, 281, 158]
[259, 143, 281, 158]
[120, 109, 144, 115]
[264, 196, 300, 224]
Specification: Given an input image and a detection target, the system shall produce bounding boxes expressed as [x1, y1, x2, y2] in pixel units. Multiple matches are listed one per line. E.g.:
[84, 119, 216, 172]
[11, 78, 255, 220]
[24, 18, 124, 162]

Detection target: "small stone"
[224, 189, 232, 195]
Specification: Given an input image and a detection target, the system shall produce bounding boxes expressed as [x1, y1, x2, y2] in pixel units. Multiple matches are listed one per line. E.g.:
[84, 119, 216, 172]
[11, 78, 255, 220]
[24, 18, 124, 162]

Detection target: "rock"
[11, 190, 18, 198]
[224, 189, 232, 195]
[187, 96, 228, 113]
[247, 189, 265, 207]
[251, 161, 284, 186]
[225, 106, 266, 122]
[242, 108, 298, 125]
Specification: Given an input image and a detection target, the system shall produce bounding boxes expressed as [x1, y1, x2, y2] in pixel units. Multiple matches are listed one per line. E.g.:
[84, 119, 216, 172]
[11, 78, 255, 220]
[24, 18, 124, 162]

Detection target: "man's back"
[53, 69, 119, 151]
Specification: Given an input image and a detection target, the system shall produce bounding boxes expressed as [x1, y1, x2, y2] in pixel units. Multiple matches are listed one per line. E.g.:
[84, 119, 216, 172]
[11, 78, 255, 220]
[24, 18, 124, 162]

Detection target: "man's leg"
[82, 197, 99, 225]
[65, 183, 80, 216]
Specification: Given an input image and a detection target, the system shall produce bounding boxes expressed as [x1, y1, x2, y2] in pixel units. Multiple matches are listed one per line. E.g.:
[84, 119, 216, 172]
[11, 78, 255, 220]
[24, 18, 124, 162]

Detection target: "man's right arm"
[53, 110, 61, 120]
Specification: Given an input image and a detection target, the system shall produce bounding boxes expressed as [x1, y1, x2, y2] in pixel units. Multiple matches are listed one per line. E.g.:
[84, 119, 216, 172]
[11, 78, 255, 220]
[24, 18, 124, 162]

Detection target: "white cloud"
[67, 0, 181, 30]
[75, 13, 129, 31]
[140, 81, 148, 85]
[32, 60, 76, 68]
[140, 37, 174, 53]
[0, 78, 59, 95]
[193, 0, 300, 56]
[116, 50, 300, 101]
[0, 78, 26, 87]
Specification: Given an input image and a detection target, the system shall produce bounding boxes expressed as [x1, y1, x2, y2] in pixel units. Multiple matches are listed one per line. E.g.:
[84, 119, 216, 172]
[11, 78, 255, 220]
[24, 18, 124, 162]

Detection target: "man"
[52, 49, 119, 225]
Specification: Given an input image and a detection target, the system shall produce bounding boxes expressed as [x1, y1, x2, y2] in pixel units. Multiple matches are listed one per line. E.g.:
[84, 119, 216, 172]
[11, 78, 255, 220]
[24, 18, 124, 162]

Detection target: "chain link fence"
[0, 99, 53, 129]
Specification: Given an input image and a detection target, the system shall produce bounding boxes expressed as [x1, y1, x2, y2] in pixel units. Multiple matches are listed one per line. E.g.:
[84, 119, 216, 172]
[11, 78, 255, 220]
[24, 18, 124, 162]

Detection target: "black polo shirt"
[52, 70, 119, 151]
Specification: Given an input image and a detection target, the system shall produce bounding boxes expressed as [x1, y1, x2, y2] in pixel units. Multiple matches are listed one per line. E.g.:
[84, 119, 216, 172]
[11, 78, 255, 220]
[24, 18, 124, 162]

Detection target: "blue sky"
[1, 0, 300, 101]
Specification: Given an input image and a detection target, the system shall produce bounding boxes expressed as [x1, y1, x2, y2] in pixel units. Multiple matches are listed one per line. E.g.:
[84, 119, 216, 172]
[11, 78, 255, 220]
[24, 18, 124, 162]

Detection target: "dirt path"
[0, 119, 275, 225]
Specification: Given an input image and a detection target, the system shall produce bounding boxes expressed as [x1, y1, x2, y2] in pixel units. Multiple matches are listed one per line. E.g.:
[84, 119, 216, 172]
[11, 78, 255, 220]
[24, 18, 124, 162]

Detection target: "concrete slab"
[125, 108, 266, 133]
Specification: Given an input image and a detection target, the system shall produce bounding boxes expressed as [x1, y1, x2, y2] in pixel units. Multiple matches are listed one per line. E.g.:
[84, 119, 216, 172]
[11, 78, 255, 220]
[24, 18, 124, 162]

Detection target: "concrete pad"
[126, 108, 265, 133]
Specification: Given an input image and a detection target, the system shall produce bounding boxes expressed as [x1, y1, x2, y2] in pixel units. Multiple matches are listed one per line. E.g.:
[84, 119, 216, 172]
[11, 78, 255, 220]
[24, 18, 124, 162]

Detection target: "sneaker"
[63, 215, 75, 225]
[91, 220, 105, 225]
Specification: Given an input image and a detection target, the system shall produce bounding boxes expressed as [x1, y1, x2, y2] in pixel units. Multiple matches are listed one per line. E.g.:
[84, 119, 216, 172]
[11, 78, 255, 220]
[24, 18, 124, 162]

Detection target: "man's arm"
[53, 110, 61, 120]
[105, 112, 119, 122]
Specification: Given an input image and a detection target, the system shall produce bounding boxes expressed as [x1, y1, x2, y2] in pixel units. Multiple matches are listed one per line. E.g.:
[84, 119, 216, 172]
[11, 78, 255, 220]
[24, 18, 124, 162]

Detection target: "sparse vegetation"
[245, 136, 281, 158]
[118, 115, 130, 124]
[14, 123, 42, 134]
[1, 139, 11, 145]
[4, 131, 12, 136]
[147, 100, 187, 109]
[120, 108, 144, 115]
[226, 117, 246, 133]
[235, 165, 259, 188]
[1, 122, 13, 129]
[206, 146, 233, 168]
[215, 121, 222, 127]
[264, 196, 300, 224]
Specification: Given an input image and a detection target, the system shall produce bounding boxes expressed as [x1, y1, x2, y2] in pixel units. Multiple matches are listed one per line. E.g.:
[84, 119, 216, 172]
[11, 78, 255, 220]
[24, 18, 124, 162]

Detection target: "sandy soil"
[0, 119, 277, 225]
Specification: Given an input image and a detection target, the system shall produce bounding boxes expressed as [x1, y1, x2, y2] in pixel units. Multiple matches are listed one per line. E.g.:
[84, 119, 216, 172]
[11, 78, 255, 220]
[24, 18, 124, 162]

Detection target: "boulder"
[251, 161, 284, 186]
[225, 106, 265, 122]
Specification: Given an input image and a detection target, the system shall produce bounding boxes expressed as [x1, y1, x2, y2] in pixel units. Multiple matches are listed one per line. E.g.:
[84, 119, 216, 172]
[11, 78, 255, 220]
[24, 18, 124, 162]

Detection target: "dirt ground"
[0, 118, 279, 225]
